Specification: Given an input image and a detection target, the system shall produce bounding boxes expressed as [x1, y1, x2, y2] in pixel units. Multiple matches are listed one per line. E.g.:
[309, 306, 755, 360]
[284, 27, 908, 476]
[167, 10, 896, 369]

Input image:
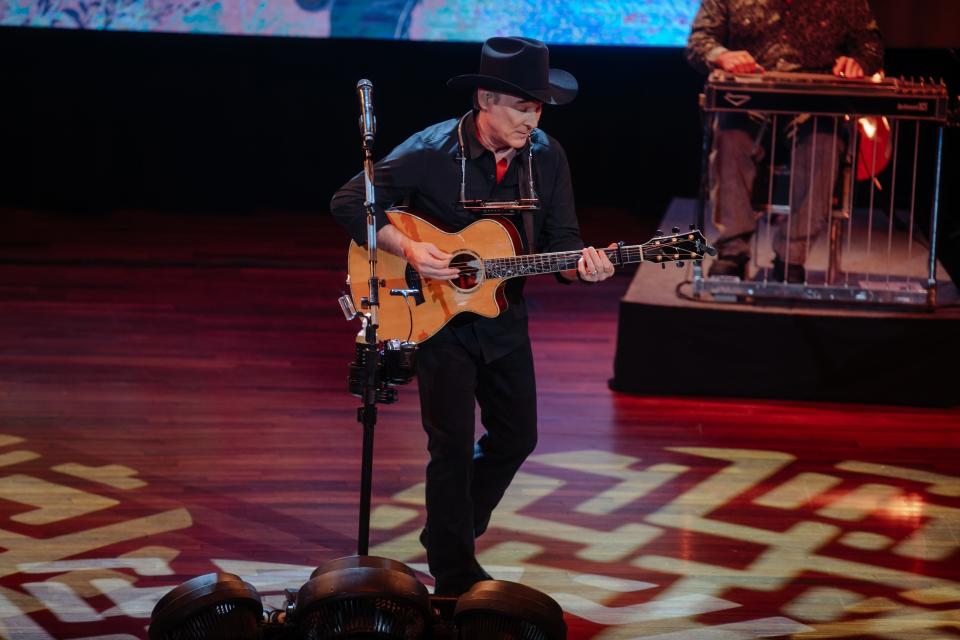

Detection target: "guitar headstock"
[642, 226, 715, 267]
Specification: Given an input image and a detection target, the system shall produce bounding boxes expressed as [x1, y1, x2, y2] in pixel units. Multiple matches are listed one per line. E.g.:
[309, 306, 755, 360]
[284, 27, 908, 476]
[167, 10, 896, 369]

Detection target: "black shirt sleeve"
[537, 137, 584, 255]
[329, 133, 427, 246]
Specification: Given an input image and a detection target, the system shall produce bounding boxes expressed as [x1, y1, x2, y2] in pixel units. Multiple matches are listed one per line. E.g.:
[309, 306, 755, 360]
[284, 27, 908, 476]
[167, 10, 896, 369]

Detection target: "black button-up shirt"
[331, 111, 584, 362]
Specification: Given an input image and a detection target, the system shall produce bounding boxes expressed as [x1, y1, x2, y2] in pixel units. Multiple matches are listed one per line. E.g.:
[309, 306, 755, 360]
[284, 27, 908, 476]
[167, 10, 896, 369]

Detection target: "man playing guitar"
[331, 36, 615, 596]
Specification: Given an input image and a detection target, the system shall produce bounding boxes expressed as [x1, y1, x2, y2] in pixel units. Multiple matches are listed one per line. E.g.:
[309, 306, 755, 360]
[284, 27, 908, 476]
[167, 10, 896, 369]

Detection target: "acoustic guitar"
[347, 209, 710, 343]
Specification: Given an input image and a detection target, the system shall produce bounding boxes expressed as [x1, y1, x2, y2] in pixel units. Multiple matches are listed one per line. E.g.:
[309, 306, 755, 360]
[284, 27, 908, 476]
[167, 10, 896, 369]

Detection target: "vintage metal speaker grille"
[455, 610, 550, 640]
[159, 600, 262, 640]
[298, 596, 428, 639]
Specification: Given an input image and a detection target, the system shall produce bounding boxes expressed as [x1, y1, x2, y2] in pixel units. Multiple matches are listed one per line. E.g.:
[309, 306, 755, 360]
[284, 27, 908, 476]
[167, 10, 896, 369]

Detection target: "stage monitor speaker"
[148, 572, 264, 640]
[454, 579, 566, 640]
[293, 555, 433, 639]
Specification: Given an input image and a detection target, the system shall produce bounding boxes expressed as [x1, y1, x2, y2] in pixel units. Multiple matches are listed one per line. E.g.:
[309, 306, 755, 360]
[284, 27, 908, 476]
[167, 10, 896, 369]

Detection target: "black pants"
[416, 325, 538, 594]
[712, 112, 839, 263]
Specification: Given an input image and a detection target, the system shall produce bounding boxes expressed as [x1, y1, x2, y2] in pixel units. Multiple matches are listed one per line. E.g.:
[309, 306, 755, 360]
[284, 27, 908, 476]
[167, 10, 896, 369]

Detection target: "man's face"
[479, 91, 543, 150]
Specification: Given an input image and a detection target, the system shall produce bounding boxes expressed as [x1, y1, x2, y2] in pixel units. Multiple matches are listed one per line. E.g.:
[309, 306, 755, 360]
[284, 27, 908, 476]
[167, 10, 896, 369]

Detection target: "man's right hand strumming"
[376, 224, 459, 280]
[404, 242, 459, 280]
[716, 50, 764, 74]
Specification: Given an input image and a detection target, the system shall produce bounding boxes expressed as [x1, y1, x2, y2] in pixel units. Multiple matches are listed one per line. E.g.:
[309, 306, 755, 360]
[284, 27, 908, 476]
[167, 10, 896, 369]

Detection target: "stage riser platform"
[612, 302, 957, 405]
[610, 198, 959, 406]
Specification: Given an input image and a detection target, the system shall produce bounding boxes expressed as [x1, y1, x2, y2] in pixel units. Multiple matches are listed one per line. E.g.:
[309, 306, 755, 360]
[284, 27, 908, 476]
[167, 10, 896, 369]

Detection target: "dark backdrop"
[0, 27, 709, 215]
[1, 26, 958, 276]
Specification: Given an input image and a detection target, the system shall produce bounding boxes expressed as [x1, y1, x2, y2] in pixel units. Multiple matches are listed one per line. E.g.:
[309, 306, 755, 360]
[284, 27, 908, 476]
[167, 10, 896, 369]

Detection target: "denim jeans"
[710, 112, 840, 265]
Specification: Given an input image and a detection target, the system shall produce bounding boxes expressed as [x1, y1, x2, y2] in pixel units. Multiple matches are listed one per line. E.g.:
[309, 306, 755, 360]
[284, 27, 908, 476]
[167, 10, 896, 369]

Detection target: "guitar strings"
[405, 244, 702, 282]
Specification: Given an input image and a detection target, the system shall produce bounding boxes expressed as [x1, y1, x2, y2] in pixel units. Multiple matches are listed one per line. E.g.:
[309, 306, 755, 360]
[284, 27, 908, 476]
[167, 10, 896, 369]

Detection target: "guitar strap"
[455, 111, 540, 254]
[521, 210, 537, 254]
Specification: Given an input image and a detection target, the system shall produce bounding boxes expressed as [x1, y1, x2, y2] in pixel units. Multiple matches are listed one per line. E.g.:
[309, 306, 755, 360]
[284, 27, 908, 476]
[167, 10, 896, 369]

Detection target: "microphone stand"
[342, 79, 415, 556]
[356, 86, 380, 556]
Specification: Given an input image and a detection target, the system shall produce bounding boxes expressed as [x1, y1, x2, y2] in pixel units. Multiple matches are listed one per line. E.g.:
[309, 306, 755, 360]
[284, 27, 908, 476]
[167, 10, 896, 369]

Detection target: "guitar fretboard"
[483, 245, 646, 279]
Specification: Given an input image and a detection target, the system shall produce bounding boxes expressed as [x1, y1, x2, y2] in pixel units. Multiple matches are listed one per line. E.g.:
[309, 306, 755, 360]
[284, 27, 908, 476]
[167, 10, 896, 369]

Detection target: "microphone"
[356, 79, 376, 151]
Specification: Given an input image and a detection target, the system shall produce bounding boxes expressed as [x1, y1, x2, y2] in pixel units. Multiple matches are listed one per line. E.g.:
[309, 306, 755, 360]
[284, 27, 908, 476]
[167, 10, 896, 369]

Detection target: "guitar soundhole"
[449, 252, 483, 293]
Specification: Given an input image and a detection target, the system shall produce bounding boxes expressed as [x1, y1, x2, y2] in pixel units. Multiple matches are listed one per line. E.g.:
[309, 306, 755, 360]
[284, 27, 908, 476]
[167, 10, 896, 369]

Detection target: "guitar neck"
[484, 245, 645, 280]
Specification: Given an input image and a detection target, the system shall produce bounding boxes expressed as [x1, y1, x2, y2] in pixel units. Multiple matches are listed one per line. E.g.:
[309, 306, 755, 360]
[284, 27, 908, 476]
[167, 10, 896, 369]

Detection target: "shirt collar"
[462, 111, 486, 160]
[462, 111, 525, 164]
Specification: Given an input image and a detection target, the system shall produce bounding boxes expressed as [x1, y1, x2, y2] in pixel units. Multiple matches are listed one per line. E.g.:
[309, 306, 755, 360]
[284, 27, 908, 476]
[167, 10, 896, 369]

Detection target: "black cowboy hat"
[447, 36, 578, 106]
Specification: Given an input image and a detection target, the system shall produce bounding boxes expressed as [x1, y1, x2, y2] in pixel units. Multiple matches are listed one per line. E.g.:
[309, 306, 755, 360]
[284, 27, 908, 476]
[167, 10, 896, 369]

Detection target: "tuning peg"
[689, 223, 696, 231]
[671, 226, 680, 234]
[661, 263, 666, 270]
[676, 261, 684, 268]
[655, 229, 664, 237]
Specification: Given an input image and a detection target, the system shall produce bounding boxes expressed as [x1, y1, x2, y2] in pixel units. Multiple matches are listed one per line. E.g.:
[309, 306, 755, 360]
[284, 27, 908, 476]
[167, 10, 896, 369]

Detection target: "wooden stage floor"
[1, 208, 958, 639]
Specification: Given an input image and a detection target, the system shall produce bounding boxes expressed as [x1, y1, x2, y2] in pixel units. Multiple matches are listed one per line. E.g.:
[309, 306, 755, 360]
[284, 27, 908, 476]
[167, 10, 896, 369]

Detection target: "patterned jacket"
[686, 0, 883, 75]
